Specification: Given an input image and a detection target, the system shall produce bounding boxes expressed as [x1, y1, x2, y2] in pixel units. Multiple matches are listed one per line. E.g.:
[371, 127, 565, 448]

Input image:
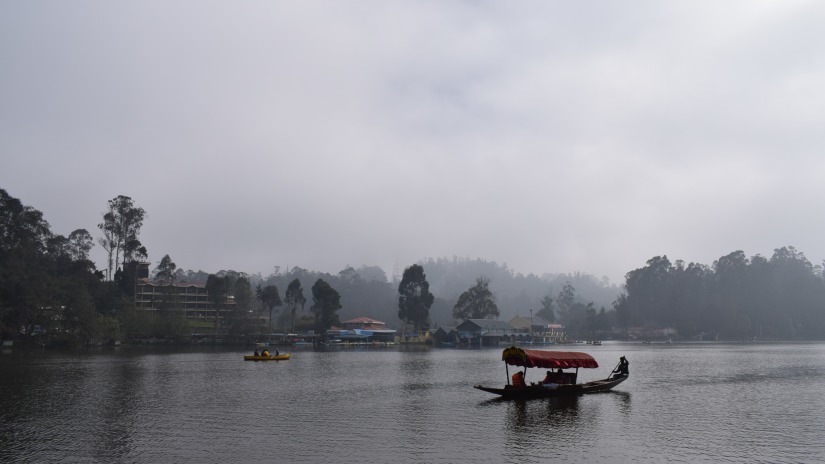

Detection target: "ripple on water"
[3, 344, 825, 463]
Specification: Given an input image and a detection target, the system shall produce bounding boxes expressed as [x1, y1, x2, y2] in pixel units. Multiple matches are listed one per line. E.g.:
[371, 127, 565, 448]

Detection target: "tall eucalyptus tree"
[206, 274, 228, 332]
[284, 278, 306, 333]
[97, 195, 146, 281]
[257, 284, 282, 330]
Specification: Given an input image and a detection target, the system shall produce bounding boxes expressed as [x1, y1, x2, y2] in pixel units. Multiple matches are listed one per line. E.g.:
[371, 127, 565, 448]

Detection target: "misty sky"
[2, 1, 825, 284]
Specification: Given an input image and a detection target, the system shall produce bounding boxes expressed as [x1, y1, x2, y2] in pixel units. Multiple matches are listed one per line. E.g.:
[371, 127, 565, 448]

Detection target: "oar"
[609, 360, 621, 378]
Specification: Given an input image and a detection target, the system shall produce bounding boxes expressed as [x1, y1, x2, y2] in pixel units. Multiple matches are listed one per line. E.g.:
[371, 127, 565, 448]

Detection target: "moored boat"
[243, 354, 291, 361]
[474, 346, 628, 399]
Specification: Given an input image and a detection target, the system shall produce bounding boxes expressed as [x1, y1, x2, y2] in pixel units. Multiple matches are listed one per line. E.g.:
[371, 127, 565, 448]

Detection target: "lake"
[2, 342, 825, 463]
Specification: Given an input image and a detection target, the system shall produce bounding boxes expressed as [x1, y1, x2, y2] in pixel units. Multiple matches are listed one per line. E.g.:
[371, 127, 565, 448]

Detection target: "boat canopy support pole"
[506, 363, 510, 385]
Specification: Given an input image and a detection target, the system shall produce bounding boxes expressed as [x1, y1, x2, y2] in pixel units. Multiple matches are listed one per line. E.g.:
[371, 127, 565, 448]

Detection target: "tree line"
[614, 248, 825, 339]
[250, 258, 620, 333]
[5, 187, 824, 346]
[1, 188, 120, 346]
[0, 189, 352, 346]
[223, 260, 620, 340]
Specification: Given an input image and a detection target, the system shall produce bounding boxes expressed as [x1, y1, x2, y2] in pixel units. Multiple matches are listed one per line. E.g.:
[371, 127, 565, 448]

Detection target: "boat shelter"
[456, 319, 520, 347]
[502, 346, 599, 369]
[325, 317, 396, 344]
[501, 346, 599, 385]
[432, 326, 458, 346]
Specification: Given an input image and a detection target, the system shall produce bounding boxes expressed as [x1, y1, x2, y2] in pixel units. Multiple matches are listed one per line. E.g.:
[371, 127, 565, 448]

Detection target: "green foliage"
[311, 278, 341, 332]
[224, 277, 261, 340]
[253, 258, 619, 328]
[618, 246, 825, 340]
[155, 254, 177, 286]
[205, 274, 229, 332]
[293, 315, 315, 332]
[0, 188, 129, 346]
[97, 195, 146, 281]
[205, 274, 227, 304]
[564, 302, 597, 339]
[284, 279, 306, 333]
[397, 264, 435, 330]
[10, 188, 825, 344]
[67, 229, 93, 262]
[452, 277, 500, 320]
[536, 294, 555, 322]
[257, 284, 282, 329]
[94, 313, 122, 341]
[233, 277, 253, 311]
[555, 282, 576, 322]
[152, 254, 179, 311]
[117, 307, 189, 340]
[0, 188, 51, 255]
[226, 311, 264, 339]
[354, 265, 388, 283]
[418, 257, 620, 325]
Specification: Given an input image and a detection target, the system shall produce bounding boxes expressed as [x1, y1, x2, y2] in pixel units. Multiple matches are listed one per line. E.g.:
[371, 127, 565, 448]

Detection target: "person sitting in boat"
[611, 356, 629, 378]
[253, 349, 260, 357]
[555, 368, 567, 384]
[511, 371, 526, 388]
[541, 370, 562, 388]
[261, 349, 270, 357]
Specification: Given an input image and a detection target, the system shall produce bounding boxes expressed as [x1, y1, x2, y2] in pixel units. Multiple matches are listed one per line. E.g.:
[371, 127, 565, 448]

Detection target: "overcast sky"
[2, 1, 825, 284]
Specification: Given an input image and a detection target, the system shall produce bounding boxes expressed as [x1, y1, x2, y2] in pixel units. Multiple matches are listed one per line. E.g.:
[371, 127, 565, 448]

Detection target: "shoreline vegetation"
[3, 187, 825, 350]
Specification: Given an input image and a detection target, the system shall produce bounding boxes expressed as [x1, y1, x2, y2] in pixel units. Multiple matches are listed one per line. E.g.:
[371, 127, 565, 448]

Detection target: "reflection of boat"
[474, 347, 628, 400]
[243, 354, 291, 361]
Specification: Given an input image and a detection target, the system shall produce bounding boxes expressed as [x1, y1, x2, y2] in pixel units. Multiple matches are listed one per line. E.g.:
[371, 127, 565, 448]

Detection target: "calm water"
[2, 342, 825, 463]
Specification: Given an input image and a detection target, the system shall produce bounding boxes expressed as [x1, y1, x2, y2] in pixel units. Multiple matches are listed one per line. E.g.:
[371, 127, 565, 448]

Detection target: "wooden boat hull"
[243, 354, 291, 361]
[475, 374, 627, 399]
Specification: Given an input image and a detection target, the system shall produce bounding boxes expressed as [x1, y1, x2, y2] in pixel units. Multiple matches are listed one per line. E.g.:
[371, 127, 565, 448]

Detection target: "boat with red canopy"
[474, 346, 628, 399]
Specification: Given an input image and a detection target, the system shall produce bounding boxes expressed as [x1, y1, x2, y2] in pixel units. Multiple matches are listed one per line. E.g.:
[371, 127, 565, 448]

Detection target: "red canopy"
[502, 346, 599, 369]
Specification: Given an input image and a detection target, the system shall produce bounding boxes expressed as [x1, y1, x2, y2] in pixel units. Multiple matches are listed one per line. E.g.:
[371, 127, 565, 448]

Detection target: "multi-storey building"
[131, 262, 234, 320]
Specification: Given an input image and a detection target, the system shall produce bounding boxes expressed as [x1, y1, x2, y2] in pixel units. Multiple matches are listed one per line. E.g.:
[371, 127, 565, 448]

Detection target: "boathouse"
[456, 319, 520, 347]
[507, 316, 567, 344]
[326, 317, 397, 344]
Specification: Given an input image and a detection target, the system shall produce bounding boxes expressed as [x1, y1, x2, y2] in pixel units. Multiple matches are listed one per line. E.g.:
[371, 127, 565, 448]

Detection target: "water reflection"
[609, 390, 632, 416]
[399, 348, 434, 393]
[499, 396, 584, 460]
[504, 396, 581, 430]
[497, 389, 635, 462]
[397, 349, 435, 442]
[89, 359, 142, 461]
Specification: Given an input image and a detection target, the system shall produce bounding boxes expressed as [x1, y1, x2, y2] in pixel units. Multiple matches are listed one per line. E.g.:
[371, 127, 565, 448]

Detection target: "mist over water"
[2, 342, 825, 463]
